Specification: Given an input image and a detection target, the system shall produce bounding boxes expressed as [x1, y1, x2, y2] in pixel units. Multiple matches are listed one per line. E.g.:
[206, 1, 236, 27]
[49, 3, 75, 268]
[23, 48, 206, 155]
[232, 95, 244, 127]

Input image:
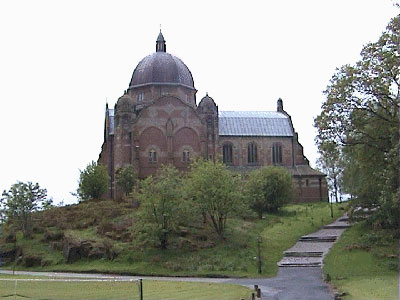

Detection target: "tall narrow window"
[222, 143, 233, 164]
[207, 116, 213, 127]
[248, 142, 258, 164]
[272, 144, 282, 164]
[182, 150, 190, 163]
[138, 92, 144, 102]
[149, 149, 157, 163]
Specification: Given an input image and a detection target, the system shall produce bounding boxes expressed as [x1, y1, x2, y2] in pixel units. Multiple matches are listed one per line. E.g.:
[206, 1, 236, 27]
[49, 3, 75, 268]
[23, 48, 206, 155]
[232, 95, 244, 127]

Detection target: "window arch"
[248, 142, 258, 164]
[182, 149, 190, 163]
[148, 149, 157, 163]
[222, 143, 233, 165]
[272, 144, 282, 164]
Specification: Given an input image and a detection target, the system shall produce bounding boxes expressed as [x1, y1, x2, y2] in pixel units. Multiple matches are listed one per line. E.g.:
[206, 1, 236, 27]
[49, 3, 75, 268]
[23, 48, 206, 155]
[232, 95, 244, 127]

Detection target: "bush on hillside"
[75, 161, 109, 201]
[245, 166, 294, 218]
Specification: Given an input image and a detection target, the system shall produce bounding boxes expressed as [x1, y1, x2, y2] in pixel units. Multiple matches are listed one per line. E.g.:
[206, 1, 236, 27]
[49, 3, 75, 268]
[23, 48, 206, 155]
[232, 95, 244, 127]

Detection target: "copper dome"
[129, 52, 195, 89]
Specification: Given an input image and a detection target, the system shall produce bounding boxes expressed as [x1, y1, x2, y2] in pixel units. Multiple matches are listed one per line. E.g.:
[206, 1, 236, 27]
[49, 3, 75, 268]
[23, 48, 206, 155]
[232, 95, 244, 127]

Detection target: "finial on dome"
[206, 92, 208, 96]
[156, 30, 166, 52]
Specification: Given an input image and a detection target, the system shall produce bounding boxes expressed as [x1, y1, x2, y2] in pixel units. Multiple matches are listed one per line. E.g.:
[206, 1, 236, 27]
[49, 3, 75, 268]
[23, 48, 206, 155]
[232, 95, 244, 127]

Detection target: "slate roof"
[219, 111, 293, 137]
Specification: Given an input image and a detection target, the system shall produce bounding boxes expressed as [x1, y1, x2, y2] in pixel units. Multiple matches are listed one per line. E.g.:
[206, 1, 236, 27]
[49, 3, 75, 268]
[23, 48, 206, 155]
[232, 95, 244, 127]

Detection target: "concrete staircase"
[278, 214, 351, 267]
[298, 236, 337, 242]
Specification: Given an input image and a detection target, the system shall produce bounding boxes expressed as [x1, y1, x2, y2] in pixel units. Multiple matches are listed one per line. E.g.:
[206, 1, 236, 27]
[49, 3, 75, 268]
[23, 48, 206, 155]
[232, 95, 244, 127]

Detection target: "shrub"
[245, 167, 294, 218]
[76, 161, 109, 201]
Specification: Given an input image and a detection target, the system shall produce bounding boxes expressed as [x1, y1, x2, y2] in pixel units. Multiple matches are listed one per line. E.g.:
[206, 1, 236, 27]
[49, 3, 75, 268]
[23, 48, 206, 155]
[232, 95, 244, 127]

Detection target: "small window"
[222, 143, 233, 164]
[149, 149, 157, 163]
[272, 144, 282, 164]
[207, 116, 213, 126]
[306, 179, 309, 187]
[182, 150, 190, 163]
[248, 142, 258, 164]
[137, 92, 144, 102]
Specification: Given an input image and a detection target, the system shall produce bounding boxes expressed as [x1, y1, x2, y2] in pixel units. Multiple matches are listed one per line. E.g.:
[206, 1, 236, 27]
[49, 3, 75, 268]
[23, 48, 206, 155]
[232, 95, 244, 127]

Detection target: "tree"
[245, 166, 294, 219]
[315, 141, 343, 203]
[134, 164, 184, 249]
[185, 159, 242, 239]
[314, 16, 399, 227]
[1, 181, 49, 238]
[76, 161, 109, 201]
[115, 166, 137, 197]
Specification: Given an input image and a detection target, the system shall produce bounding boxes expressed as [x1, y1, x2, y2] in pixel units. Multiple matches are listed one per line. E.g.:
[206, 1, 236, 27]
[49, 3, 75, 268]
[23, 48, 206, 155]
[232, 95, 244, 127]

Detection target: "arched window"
[182, 150, 190, 163]
[207, 115, 213, 127]
[149, 149, 157, 163]
[222, 143, 233, 165]
[248, 142, 258, 164]
[137, 92, 144, 102]
[272, 144, 282, 164]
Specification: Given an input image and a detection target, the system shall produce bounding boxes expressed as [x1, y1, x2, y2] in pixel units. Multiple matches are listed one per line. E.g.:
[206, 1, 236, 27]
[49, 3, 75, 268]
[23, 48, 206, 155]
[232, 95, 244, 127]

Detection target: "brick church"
[99, 31, 327, 202]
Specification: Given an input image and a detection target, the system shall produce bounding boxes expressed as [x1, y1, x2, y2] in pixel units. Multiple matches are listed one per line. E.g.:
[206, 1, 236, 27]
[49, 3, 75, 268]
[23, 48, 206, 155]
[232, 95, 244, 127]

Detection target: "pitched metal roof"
[107, 110, 293, 137]
[218, 111, 293, 137]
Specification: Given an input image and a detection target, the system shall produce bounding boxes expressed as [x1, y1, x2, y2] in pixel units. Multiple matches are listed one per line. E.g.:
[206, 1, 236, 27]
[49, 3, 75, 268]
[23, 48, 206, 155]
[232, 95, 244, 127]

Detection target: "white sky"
[0, 0, 398, 204]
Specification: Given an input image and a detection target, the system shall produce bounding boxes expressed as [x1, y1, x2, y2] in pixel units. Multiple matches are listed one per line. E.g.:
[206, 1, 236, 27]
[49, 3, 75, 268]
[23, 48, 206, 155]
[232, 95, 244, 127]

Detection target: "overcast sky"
[0, 0, 398, 204]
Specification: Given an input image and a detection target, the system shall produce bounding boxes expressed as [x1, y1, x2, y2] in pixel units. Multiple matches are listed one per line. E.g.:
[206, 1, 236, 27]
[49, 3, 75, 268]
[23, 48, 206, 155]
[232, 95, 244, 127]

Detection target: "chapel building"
[99, 32, 327, 202]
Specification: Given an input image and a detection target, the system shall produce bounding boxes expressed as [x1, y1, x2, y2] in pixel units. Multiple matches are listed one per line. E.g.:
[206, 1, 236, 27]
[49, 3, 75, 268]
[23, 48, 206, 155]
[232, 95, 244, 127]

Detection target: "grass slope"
[0, 275, 251, 300]
[1, 199, 345, 278]
[323, 222, 399, 300]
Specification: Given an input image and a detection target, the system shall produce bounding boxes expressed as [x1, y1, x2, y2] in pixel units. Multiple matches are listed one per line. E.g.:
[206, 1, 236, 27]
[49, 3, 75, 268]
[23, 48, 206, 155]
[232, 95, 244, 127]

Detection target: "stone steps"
[323, 224, 351, 229]
[283, 251, 323, 257]
[298, 236, 337, 242]
[278, 214, 351, 268]
[278, 262, 321, 267]
[278, 257, 322, 267]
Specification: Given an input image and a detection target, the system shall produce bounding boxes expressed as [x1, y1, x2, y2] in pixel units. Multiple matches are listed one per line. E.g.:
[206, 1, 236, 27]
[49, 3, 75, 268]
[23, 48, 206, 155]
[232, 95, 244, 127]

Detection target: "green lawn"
[4, 202, 345, 278]
[323, 222, 399, 300]
[0, 275, 251, 300]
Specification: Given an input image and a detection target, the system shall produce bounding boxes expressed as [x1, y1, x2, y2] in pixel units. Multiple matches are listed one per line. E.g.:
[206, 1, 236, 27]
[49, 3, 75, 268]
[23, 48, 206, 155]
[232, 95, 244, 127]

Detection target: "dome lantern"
[156, 30, 166, 52]
[129, 31, 195, 90]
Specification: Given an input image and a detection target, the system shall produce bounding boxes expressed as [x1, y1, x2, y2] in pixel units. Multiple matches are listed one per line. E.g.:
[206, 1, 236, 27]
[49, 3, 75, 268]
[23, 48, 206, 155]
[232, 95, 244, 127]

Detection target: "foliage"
[76, 161, 109, 201]
[245, 166, 294, 218]
[1, 181, 49, 238]
[316, 141, 343, 202]
[134, 164, 185, 249]
[185, 159, 242, 239]
[1, 200, 344, 278]
[115, 166, 137, 197]
[314, 16, 399, 227]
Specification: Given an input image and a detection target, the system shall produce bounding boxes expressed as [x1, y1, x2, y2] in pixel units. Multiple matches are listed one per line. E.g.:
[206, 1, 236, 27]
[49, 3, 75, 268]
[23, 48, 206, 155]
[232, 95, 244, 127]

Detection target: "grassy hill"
[1, 199, 345, 278]
[323, 221, 398, 300]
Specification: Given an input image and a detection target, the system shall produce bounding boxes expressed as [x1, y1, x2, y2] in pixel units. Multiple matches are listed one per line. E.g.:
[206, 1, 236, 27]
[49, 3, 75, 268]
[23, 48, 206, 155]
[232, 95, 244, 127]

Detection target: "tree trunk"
[22, 214, 32, 238]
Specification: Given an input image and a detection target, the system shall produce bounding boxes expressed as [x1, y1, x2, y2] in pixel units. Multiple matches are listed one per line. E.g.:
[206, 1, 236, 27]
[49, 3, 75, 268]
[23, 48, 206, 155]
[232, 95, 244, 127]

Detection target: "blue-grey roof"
[108, 109, 114, 135]
[107, 110, 293, 137]
[218, 111, 293, 137]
